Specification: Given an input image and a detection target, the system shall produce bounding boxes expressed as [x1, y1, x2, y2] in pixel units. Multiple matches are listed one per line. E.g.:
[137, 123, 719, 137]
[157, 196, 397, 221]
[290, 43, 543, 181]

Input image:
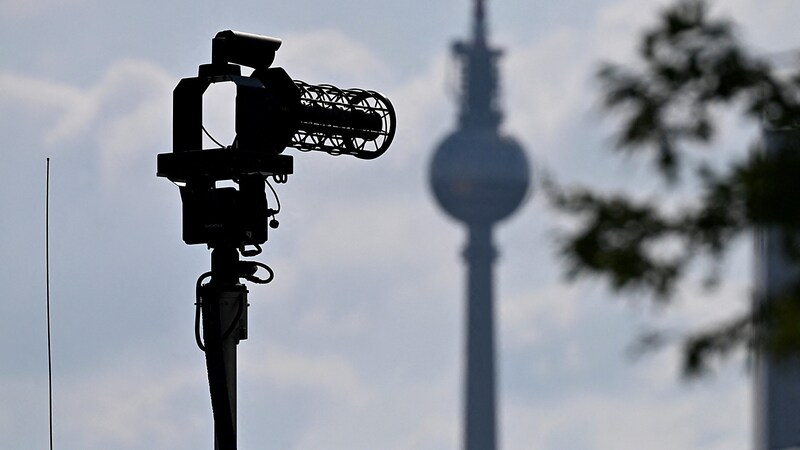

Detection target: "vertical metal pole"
[45, 158, 54, 450]
[755, 127, 800, 450]
[214, 289, 243, 450]
[204, 247, 247, 450]
[463, 223, 497, 450]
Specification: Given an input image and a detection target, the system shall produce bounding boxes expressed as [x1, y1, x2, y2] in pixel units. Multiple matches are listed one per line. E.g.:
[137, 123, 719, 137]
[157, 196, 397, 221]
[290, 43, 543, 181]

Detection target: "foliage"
[548, 0, 800, 377]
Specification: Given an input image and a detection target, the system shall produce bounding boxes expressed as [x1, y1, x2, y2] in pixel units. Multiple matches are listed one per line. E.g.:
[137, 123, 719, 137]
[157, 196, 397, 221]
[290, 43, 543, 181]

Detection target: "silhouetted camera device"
[157, 30, 396, 249]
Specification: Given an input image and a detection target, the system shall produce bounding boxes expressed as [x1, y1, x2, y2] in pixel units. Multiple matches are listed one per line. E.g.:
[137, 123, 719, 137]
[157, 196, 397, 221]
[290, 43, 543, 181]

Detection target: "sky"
[3, 0, 800, 449]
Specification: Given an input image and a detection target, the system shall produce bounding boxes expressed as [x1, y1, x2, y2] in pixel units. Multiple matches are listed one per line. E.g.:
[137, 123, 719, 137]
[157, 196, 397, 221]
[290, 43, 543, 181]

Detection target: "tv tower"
[428, 1, 530, 449]
[755, 126, 800, 449]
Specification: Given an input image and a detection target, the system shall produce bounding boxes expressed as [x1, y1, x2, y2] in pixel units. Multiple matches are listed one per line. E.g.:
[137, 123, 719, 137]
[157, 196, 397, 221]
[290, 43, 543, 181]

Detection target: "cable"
[194, 271, 212, 352]
[240, 244, 262, 257]
[266, 177, 281, 213]
[202, 125, 227, 149]
[196, 261, 273, 348]
[242, 261, 275, 285]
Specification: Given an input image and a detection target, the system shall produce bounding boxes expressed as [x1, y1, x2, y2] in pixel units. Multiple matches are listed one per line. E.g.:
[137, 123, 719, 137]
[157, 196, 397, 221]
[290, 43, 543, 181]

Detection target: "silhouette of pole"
[202, 246, 248, 450]
[429, 1, 530, 448]
[755, 126, 800, 450]
[157, 30, 397, 450]
[463, 224, 498, 450]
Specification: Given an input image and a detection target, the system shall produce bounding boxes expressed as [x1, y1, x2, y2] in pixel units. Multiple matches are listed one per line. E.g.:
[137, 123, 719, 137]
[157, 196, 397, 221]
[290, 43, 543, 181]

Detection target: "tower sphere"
[430, 127, 530, 225]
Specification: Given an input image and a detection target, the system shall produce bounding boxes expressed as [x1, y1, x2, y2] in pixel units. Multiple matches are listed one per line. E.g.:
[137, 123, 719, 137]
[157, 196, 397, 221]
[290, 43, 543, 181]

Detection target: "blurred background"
[2, 0, 798, 448]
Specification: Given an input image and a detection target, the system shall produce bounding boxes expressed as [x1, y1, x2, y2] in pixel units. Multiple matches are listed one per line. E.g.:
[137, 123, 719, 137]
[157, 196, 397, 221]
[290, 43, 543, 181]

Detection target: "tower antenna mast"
[429, 1, 531, 449]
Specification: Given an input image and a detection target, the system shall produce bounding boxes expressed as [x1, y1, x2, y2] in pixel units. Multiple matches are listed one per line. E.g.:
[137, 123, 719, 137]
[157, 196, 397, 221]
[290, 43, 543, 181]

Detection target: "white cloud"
[496, 0, 676, 172]
[712, 0, 800, 54]
[295, 199, 432, 272]
[280, 360, 458, 450]
[503, 369, 749, 450]
[0, 59, 173, 187]
[58, 357, 208, 449]
[0, 71, 85, 148]
[278, 29, 394, 88]
[590, 0, 673, 61]
[73, 60, 173, 187]
[505, 29, 590, 152]
[500, 282, 582, 349]
[240, 342, 371, 406]
[295, 302, 369, 338]
[384, 53, 451, 165]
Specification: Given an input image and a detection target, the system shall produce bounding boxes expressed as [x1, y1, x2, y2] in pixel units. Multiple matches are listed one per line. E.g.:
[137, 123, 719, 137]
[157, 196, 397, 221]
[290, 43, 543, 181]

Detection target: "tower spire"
[454, 0, 502, 130]
[473, 0, 487, 45]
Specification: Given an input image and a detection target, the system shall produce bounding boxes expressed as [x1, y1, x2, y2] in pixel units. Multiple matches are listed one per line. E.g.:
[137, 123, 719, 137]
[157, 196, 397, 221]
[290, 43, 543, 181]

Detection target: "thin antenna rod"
[473, 0, 487, 44]
[45, 157, 53, 450]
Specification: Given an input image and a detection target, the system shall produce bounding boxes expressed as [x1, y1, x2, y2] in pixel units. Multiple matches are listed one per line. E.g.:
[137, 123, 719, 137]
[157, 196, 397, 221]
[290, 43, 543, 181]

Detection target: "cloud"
[294, 198, 435, 272]
[289, 379, 458, 450]
[496, 0, 675, 173]
[56, 356, 208, 450]
[384, 53, 451, 165]
[500, 282, 582, 349]
[0, 71, 85, 147]
[240, 342, 371, 406]
[711, 0, 800, 54]
[504, 28, 590, 153]
[590, 0, 673, 61]
[503, 375, 749, 450]
[89, 61, 173, 186]
[0, 59, 173, 187]
[278, 29, 394, 88]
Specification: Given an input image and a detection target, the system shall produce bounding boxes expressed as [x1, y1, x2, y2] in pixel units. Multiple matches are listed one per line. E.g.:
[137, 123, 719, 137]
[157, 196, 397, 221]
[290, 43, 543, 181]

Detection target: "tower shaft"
[463, 224, 498, 450]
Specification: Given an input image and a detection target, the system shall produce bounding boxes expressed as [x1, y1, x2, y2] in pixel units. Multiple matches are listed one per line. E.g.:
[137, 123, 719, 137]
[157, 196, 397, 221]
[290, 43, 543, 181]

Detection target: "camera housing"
[181, 176, 270, 246]
[212, 30, 282, 70]
[157, 30, 396, 249]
